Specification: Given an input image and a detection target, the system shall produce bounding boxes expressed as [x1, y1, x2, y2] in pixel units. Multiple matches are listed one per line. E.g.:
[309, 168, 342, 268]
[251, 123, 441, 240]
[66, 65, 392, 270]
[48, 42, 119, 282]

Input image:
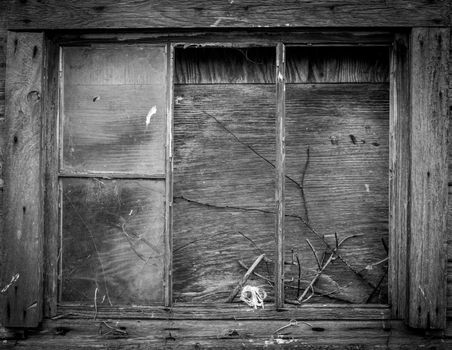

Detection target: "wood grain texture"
[55, 31, 395, 47]
[164, 43, 174, 307]
[284, 83, 389, 304]
[1, 32, 45, 327]
[1, 319, 448, 349]
[62, 45, 167, 174]
[175, 47, 275, 84]
[275, 43, 285, 308]
[173, 84, 276, 303]
[175, 46, 390, 85]
[286, 47, 389, 83]
[61, 178, 165, 305]
[4, 0, 450, 29]
[448, 30, 452, 316]
[43, 37, 60, 318]
[57, 303, 391, 320]
[408, 27, 449, 329]
[388, 33, 410, 320]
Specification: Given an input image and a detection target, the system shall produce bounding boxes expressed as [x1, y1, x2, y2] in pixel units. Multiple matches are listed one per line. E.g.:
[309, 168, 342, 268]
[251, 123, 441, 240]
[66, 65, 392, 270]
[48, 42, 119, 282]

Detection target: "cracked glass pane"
[61, 178, 165, 305]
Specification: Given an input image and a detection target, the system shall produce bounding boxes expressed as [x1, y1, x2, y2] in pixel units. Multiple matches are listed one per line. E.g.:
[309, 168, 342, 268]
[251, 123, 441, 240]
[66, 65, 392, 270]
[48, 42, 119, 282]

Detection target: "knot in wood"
[27, 90, 40, 103]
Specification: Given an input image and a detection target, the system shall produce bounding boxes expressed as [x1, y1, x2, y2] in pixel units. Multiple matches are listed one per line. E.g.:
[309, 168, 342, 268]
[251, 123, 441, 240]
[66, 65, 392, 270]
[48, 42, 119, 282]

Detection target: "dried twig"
[300, 146, 310, 223]
[0, 273, 19, 294]
[297, 234, 363, 302]
[273, 319, 322, 335]
[175, 195, 377, 290]
[99, 321, 128, 336]
[305, 240, 321, 270]
[365, 270, 388, 303]
[298, 253, 335, 302]
[226, 254, 265, 303]
[360, 257, 389, 273]
[238, 260, 346, 302]
[295, 254, 302, 299]
[93, 287, 99, 320]
[238, 260, 273, 286]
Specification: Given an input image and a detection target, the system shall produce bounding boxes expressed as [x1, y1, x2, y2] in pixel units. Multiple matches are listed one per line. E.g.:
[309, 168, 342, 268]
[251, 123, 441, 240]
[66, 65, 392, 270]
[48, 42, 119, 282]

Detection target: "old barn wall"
[0, 1, 451, 347]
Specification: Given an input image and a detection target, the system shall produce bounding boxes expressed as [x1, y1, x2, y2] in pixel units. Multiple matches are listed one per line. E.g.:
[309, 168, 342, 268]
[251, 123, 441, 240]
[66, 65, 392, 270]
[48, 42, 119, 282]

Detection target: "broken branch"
[226, 254, 265, 303]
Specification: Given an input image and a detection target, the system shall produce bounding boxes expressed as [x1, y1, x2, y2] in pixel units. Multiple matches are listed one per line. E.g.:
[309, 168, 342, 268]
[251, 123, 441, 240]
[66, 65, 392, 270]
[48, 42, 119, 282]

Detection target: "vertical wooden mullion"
[389, 33, 410, 320]
[408, 27, 449, 329]
[275, 42, 286, 308]
[43, 37, 60, 317]
[164, 43, 174, 307]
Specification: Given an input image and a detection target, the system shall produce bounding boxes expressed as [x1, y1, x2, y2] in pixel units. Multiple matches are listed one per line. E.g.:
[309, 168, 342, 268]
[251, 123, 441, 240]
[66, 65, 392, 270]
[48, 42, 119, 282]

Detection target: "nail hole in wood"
[33, 46, 38, 58]
[13, 135, 18, 144]
[23, 206, 26, 214]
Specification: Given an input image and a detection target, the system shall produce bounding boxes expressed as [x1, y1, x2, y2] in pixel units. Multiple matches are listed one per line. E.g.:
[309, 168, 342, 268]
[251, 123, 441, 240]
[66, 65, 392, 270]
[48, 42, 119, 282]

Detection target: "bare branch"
[305, 239, 321, 270]
[226, 254, 266, 303]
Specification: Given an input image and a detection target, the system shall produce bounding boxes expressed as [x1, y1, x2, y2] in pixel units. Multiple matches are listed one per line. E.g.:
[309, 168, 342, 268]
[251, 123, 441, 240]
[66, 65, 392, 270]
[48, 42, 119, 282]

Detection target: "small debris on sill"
[240, 285, 267, 309]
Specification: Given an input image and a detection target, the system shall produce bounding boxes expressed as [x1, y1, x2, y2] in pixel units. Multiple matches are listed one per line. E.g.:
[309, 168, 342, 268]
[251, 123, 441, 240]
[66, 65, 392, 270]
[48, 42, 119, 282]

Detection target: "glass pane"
[61, 178, 165, 305]
[62, 45, 167, 174]
[284, 47, 389, 304]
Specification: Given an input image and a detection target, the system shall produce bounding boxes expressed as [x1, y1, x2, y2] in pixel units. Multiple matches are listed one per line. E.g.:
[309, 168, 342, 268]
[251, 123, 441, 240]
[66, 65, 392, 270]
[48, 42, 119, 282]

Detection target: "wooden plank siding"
[0, 32, 45, 327]
[3, 0, 451, 29]
[408, 28, 449, 329]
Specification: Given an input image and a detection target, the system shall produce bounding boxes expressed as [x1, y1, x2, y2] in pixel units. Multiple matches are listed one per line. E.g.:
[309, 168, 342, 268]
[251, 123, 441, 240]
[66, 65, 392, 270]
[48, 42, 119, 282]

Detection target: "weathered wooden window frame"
[1, 29, 448, 329]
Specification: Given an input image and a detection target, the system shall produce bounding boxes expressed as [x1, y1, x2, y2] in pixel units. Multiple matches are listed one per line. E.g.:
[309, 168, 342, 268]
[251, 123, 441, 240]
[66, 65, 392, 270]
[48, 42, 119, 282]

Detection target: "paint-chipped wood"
[284, 83, 389, 304]
[61, 178, 165, 305]
[173, 84, 276, 303]
[1, 32, 45, 327]
[388, 33, 410, 320]
[5, 0, 450, 29]
[61, 45, 167, 175]
[408, 27, 449, 329]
